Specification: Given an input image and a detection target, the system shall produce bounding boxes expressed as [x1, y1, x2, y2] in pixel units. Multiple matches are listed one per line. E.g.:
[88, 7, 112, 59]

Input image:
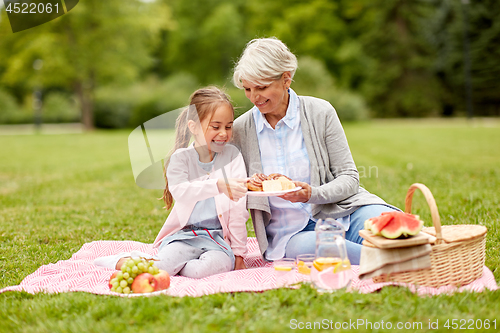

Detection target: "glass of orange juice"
[296, 254, 315, 276]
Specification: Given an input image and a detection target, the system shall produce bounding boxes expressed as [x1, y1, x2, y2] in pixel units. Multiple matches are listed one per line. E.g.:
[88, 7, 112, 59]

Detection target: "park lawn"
[0, 119, 499, 332]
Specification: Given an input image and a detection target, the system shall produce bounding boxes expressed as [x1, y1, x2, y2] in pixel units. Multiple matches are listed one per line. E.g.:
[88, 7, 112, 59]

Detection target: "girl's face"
[191, 103, 234, 156]
[242, 73, 291, 118]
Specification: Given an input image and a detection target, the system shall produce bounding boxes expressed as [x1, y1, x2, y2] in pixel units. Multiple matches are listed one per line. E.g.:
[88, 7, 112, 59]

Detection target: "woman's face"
[242, 73, 291, 118]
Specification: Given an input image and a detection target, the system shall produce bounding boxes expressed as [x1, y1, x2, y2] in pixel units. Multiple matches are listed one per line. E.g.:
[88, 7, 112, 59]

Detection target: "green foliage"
[425, 0, 500, 116]
[42, 92, 80, 123]
[359, 0, 443, 118]
[92, 95, 131, 129]
[93, 73, 199, 129]
[128, 73, 199, 128]
[0, 0, 173, 128]
[224, 86, 254, 119]
[293, 56, 369, 122]
[0, 89, 27, 124]
[229, 56, 370, 122]
[158, 0, 246, 84]
[1, 0, 499, 126]
[0, 88, 40, 124]
[0, 121, 499, 331]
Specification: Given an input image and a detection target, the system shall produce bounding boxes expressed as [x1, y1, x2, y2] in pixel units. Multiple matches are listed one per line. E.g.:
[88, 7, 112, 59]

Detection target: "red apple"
[108, 271, 119, 289]
[153, 270, 170, 291]
[131, 273, 157, 293]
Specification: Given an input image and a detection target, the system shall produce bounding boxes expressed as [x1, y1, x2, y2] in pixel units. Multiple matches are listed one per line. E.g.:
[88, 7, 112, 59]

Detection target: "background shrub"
[42, 92, 80, 123]
[293, 56, 369, 122]
[0, 89, 32, 124]
[94, 73, 199, 129]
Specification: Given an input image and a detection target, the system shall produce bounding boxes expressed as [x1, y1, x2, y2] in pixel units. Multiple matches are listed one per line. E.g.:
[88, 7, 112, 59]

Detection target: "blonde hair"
[161, 86, 234, 209]
[233, 37, 298, 89]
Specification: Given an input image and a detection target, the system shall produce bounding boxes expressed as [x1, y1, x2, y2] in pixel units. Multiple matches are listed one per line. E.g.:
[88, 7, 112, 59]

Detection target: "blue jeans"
[284, 204, 397, 265]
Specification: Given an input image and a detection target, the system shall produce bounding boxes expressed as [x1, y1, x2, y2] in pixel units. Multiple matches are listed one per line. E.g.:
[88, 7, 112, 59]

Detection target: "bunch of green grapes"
[109, 257, 160, 294]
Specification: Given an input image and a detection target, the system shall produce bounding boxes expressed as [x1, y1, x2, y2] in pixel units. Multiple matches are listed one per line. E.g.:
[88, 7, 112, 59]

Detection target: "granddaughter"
[95, 87, 249, 278]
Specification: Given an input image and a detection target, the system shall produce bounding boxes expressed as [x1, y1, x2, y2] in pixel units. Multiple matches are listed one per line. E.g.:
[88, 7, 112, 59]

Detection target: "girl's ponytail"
[160, 106, 192, 209]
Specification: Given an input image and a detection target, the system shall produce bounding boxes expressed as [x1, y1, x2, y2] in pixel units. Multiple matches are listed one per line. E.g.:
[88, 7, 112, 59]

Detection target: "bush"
[42, 92, 80, 123]
[93, 90, 132, 129]
[0, 89, 32, 124]
[94, 73, 199, 129]
[128, 73, 199, 128]
[0, 90, 82, 125]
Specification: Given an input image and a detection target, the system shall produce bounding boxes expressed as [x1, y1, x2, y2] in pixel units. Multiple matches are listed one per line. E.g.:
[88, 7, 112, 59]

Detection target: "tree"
[426, 0, 500, 116]
[0, 0, 173, 129]
[157, 0, 246, 84]
[357, 0, 442, 117]
[243, 0, 370, 92]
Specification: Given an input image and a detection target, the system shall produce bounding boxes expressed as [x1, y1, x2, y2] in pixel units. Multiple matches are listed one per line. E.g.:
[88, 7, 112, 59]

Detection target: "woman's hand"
[234, 256, 247, 270]
[279, 181, 312, 203]
[217, 178, 248, 201]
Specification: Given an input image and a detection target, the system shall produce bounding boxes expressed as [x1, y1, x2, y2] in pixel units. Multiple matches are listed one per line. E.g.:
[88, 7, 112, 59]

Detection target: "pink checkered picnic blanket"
[0, 238, 497, 297]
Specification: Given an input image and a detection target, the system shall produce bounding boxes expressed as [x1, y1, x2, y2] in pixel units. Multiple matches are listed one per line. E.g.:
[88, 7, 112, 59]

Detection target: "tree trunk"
[75, 79, 95, 131]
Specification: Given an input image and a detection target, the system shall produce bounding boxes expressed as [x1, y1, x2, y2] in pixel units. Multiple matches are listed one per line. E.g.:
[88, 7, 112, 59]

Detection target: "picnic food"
[247, 173, 267, 191]
[372, 183, 488, 287]
[131, 273, 157, 293]
[274, 265, 293, 272]
[364, 211, 424, 239]
[154, 269, 171, 291]
[247, 173, 295, 192]
[312, 257, 343, 272]
[297, 261, 312, 275]
[108, 271, 119, 289]
[108, 257, 170, 294]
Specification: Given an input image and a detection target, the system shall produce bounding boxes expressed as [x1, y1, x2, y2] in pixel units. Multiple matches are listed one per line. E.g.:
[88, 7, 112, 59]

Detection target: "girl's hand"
[234, 256, 247, 270]
[217, 178, 248, 201]
[278, 181, 312, 203]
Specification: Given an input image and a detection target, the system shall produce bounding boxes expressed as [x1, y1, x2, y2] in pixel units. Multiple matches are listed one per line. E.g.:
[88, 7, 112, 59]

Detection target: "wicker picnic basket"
[372, 183, 487, 287]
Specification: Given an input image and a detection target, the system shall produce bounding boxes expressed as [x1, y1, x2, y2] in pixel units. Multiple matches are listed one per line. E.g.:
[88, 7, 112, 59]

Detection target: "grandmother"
[231, 37, 398, 264]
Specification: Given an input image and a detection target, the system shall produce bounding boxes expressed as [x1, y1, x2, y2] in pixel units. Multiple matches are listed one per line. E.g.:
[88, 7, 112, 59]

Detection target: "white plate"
[247, 186, 302, 197]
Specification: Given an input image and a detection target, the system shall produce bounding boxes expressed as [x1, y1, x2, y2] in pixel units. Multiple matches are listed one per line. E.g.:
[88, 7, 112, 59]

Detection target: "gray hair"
[232, 37, 298, 89]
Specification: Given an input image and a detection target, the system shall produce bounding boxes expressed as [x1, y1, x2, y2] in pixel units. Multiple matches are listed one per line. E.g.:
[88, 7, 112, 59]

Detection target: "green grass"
[0, 120, 499, 332]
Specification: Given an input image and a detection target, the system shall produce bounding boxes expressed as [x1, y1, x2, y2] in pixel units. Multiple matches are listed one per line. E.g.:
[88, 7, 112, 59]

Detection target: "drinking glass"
[273, 258, 295, 287]
[296, 254, 315, 276]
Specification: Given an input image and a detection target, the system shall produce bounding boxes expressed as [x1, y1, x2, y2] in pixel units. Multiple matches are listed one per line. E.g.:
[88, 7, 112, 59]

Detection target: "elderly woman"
[231, 37, 398, 264]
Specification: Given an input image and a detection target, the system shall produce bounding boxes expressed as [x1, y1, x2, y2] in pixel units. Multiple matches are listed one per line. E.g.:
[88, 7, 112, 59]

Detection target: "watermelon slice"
[370, 213, 394, 235]
[400, 213, 424, 237]
[364, 217, 376, 231]
[379, 212, 424, 239]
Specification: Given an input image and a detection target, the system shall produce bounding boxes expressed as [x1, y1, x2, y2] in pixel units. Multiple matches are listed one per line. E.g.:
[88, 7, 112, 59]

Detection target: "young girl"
[95, 87, 249, 278]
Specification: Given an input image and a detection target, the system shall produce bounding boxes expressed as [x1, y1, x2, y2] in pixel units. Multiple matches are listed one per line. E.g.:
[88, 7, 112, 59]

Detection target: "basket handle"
[404, 183, 443, 244]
